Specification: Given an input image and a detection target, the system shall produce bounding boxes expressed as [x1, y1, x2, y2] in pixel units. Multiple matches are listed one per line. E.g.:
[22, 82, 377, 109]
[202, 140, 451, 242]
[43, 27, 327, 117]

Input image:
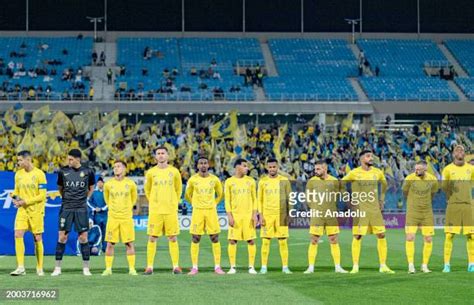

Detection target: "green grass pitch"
[0, 229, 472, 305]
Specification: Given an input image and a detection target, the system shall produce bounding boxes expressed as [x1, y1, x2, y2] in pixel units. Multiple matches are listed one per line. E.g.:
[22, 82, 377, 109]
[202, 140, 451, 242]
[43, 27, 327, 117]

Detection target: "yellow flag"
[0, 121, 6, 135]
[51, 111, 74, 137]
[273, 123, 287, 161]
[164, 142, 176, 161]
[101, 109, 119, 126]
[341, 113, 353, 132]
[233, 124, 248, 149]
[211, 110, 238, 139]
[48, 140, 62, 160]
[94, 142, 113, 164]
[31, 105, 50, 123]
[172, 118, 182, 134]
[17, 129, 33, 152]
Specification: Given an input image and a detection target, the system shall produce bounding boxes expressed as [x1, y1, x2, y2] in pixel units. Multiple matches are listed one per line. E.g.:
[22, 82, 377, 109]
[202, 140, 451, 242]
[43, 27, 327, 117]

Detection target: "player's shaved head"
[314, 160, 328, 178]
[414, 160, 427, 177]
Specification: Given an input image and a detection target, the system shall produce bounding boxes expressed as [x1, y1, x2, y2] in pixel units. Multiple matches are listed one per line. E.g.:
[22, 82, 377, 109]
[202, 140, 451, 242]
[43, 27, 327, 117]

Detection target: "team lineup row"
[8, 144, 474, 277]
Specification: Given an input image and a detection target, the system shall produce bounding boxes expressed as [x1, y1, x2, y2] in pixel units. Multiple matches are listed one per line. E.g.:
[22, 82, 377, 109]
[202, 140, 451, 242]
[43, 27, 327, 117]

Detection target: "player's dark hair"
[234, 158, 247, 168]
[68, 148, 82, 159]
[266, 158, 278, 164]
[359, 150, 372, 158]
[416, 160, 427, 166]
[114, 159, 127, 167]
[196, 155, 209, 166]
[17, 150, 31, 158]
[154, 146, 168, 154]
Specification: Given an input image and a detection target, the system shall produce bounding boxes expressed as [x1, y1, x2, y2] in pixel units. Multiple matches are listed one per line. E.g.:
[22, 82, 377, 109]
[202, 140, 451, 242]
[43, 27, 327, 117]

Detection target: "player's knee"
[148, 236, 157, 242]
[210, 235, 219, 243]
[353, 235, 362, 240]
[229, 240, 237, 245]
[328, 235, 338, 244]
[311, 236, 320, 244]
[377, 233, 385, 239]
[168, 236, 177, 242]
[192, 235, 201, 243]
[446, 233, 455, 241]
[406, 234, 415, 242]
[34, 234, 42, 242]
[58, 233, 68, 243]
[14, 230, 24, 238]
[247, 240, 255, 245]
[424, 236, 433, 243]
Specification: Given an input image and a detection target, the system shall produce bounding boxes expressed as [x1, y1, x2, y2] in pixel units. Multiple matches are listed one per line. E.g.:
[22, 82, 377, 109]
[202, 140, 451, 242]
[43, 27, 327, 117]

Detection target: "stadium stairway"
[349, 43, 372, 76]
[349, 78, 369, 101]
[437, 43, 468, 77]
[447, 80, 468, 101]
[90, 42, 117, 100]
[260, 42, 278, 77]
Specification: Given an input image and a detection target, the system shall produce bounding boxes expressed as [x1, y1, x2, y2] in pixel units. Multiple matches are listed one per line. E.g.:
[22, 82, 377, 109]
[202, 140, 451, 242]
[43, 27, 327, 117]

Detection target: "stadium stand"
[266, 39, 358, 101]
[115, 38, 261, 101]
[444, 40, 474, 76]
[454, 77, 474, 101]
[356, 39, 459, 101]
[0, 37, 93, 100]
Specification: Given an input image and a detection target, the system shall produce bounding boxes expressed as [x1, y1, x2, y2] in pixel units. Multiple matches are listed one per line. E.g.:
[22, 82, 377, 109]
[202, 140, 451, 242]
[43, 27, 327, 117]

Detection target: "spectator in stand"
[99, 51, 106, 66]
[119, 65, 126, 76]
[92, 51, 98, 66]
[143, 47, 152, 60]
[89, 87, 94, 100]
[375, 65, 380, 77]
[107, 69, 113, 85]
[190, 67, 197, 76]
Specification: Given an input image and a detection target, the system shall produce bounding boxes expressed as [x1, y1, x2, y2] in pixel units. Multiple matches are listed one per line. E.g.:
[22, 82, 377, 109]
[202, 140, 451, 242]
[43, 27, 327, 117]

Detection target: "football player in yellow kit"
[185, 156, 225, 275]
[402, 160, 439, 274]
[225, 159, 258, 274]
[342, 150, 394, 274]
[144, 146, 183, 275]
[10, 150, 47, 276]
[441, 145, 474, 273]
[101, 160, 138, 276]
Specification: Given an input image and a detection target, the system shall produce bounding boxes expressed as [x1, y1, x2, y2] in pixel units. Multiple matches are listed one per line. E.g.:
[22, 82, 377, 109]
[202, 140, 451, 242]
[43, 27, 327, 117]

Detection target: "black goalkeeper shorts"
[59, 209, 89, 233]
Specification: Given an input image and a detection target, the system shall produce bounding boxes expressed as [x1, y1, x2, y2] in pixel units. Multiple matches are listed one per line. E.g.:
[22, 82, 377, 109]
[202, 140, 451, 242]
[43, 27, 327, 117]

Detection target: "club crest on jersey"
[168, 172, 174, 178]
[80, 172, 85, 178]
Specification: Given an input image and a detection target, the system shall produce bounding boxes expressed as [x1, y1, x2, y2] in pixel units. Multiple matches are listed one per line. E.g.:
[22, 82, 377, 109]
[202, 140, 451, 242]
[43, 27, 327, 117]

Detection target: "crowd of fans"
[1, 113, 471, 189]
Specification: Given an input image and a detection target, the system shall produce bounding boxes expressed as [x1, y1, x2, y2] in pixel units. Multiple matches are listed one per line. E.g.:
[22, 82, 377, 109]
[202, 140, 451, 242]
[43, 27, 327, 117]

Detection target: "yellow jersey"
[103, 177, 138, 220]
[257, 174, 290, 216]
[225, 175, 257, 217]
[185, 174, 223, 209]
[342, 166, 387, 210]
[402, 172, 439, 213]
[441, 163, 473, 205]
[13, 167, 47, 215]
[306, 174, 340, 212]
[144, 165, 182, 215]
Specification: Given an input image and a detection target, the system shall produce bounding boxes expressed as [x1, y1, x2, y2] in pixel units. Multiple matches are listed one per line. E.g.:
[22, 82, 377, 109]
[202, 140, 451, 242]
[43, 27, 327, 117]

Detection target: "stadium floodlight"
[345, 18, 360, 44]
[153, 112, 157, 116]
[165, 112, 169, 116]
[86, 16, 104, 42]
[249, 112, 253, 116]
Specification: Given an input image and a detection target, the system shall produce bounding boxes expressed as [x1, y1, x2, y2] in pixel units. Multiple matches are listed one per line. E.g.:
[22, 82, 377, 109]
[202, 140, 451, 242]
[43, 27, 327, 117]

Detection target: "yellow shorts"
[445, 204, 474, 235]
[261, 214, 289, 238]
[309, 217, 339, 236]
[190, 208, 221, 236]
[352, 210, 386, 235]
[228, 215, 256, 241]
[15, 211, 44, 234]
[406, 213, 434, 236]
[148, 214, 180, 237]
[105, 218, 135, 243]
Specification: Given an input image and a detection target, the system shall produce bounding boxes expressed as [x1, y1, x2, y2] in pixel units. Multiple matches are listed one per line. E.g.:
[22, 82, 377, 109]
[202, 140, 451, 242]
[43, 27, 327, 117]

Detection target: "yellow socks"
[352, 238, 361, 265]
[248, 244, 256, 267]
[146, 241, 157, 268]
[169, 240, 180, 268]
[330, 243, 341, 266]
[444, 233, 454, 264]
[377, 238, 388, 265]
[105, 255, 114, 270]
[212, 242, 221, 267]
[278, 239, 289, 267]
[127, 254, 136, 271]
[228, 243, 237, 267]
[261, 238, 271, 267]
[423, 242, 433, 265]
[191, 242, 199, 268]
[308, 243, 318, 266]
[35, 240, 44, 270]
[15, 237, 25, 268]
[406, 240, 415, 264]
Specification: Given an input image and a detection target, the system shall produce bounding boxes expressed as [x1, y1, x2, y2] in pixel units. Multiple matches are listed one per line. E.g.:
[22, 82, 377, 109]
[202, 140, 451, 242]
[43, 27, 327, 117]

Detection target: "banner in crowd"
[133, 215, 229, 231]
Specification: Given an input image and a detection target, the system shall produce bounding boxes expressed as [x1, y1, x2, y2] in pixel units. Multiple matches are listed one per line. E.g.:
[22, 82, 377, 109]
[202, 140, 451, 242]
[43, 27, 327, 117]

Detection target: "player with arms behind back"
[144, 146, 183, 275]
[225, 159, 258, 274]
[52, 149, 96, 276]
[258, 158, 292, 274]
[342, 150, 394, 274]
[185, 156, 225, 275]
[101, 160, 138, 276]
[441, 145, 474, 273]
[304, 160, 348, 274]
[10, 150, 47, 276]
[402, 160, 439, 274]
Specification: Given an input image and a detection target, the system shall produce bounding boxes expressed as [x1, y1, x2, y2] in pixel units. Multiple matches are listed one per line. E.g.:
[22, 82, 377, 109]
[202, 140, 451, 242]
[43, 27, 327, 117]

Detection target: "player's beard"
[367, 161, 374, 167]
